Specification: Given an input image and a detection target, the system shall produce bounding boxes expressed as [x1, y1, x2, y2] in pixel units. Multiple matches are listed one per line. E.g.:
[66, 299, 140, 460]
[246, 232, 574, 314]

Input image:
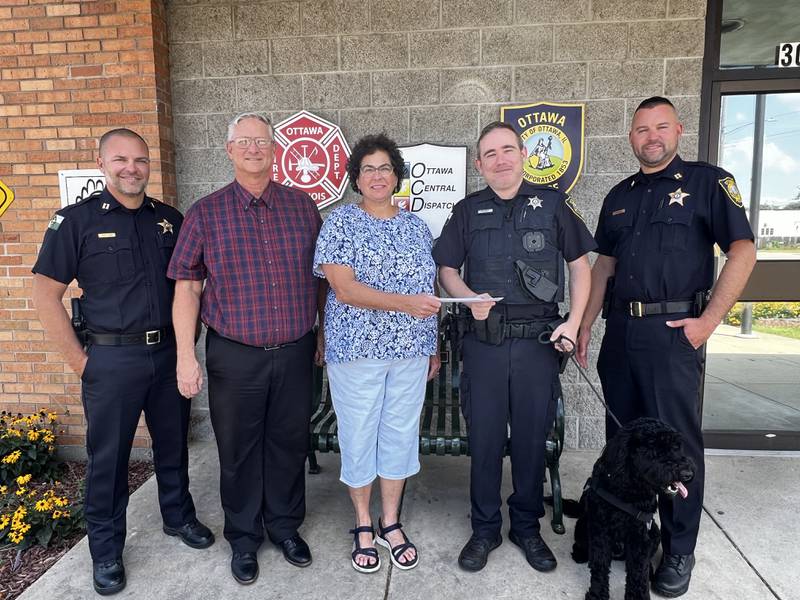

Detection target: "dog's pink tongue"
[674, 482, 688, 499]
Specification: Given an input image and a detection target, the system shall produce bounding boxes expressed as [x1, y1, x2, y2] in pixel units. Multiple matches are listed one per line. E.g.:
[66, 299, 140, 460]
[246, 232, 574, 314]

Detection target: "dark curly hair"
[347, 133, 405, 195]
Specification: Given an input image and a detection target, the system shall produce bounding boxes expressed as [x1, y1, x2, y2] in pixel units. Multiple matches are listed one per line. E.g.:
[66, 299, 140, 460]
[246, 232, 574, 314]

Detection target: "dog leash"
[538, 331, 623, 429]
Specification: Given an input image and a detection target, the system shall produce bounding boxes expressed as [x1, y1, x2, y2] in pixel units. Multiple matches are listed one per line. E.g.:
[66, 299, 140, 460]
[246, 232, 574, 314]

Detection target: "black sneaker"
[93, 558, 126, 596]
[508, 530, 557, 572]
[652, 553, 695, 597]
[457, 534, 502, 572]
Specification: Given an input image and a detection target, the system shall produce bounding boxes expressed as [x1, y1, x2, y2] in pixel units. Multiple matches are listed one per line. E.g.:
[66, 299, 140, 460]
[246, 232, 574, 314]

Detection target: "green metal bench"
[309, 330, 566, 535]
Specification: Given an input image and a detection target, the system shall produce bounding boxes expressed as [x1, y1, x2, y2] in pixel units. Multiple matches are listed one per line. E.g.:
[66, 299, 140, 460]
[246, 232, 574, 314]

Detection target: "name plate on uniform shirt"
[776, 42, 800, 67]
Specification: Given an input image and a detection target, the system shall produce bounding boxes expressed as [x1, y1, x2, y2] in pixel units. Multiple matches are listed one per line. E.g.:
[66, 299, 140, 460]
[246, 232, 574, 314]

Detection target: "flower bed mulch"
[0, 460, 154, 600]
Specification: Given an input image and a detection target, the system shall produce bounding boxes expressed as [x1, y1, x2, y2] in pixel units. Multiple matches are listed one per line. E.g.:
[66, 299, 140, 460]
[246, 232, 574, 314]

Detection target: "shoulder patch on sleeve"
[565, 194, 585, 222]
[719, 177, 744, 208]
[48, 214, 64, 231]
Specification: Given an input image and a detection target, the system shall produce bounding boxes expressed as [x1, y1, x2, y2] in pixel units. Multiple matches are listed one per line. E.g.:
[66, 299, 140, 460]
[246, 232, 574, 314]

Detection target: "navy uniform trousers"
[80, 338, 196, 562]
[461, 332, 560, 539]
[597, 309, 705, 555]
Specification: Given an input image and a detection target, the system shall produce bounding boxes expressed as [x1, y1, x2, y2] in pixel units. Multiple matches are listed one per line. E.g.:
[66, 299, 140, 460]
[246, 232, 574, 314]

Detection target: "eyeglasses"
[359, 164, 394, 176]
[231, 137, 273, 148]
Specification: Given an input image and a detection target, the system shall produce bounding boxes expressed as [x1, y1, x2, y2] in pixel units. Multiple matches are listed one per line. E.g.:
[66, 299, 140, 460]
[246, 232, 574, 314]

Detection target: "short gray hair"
[226, 113, 273, 143]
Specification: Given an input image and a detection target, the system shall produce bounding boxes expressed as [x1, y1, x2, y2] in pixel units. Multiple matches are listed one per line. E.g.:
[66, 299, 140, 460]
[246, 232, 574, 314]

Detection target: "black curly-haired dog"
[571, 418, 695, 600]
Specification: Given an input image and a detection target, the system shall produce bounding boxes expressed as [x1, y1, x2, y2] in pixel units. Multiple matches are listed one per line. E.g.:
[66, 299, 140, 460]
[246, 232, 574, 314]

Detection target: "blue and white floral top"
[313, 203, 438, 364]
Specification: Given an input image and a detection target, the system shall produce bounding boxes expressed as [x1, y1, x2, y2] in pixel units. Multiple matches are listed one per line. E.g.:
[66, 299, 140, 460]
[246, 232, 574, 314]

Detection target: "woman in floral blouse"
[313, 134, 440, 574]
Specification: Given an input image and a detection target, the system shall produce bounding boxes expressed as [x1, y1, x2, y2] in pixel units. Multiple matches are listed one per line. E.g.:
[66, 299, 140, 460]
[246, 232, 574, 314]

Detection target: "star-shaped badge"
[157, 218, 173, 234]
[527, 196, 543, 210]
[668, 188, 690, 206]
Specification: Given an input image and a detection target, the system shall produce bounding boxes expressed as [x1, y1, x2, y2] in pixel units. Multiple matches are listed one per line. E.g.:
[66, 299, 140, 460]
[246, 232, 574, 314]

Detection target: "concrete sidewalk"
[20, 444, 797, 600]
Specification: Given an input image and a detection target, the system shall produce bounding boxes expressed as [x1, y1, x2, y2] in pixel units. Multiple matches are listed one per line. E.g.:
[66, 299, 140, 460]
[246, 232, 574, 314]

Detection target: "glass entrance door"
[702, 92, 800, 450]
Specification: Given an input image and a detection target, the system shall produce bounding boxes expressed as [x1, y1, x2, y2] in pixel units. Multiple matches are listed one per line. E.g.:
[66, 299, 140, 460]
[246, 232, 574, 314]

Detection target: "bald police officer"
[32, 129, 214, 596]
[434, 121, 595, 573]
[577, 97, 756, 597]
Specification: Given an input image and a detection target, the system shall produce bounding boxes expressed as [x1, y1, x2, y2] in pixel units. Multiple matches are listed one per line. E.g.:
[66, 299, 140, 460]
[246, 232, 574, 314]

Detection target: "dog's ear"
[599, 427, 631, 479]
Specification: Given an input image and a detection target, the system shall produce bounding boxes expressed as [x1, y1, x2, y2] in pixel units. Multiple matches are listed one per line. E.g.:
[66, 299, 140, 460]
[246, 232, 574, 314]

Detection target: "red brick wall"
[0, 0, 174, 451]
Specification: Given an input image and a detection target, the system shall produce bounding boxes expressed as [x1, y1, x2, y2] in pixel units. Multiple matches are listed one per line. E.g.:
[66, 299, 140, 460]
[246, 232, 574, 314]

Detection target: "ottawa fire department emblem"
[272, 111, 351, 209]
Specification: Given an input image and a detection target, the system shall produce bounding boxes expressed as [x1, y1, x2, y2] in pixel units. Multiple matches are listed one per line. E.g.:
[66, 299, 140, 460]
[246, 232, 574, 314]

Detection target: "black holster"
[71, 298, 87, 345]
[443, 307, 471, 352]
[693, 290, 710, 318]
[601, 276, 615, 319]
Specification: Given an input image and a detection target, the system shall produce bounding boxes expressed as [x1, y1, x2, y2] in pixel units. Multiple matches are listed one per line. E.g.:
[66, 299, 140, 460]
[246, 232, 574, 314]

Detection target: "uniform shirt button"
[629, 275, 634, 279]
[631, 252, 636, 257]
[507, 234, 512, 239]
[635, 231, 641, 236]
[507, 255, 512, 260]
[647, 189, 652, 193]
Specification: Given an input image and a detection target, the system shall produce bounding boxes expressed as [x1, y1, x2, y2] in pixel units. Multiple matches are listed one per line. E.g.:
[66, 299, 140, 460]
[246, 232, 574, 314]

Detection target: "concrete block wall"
[167, 0, 708, 448]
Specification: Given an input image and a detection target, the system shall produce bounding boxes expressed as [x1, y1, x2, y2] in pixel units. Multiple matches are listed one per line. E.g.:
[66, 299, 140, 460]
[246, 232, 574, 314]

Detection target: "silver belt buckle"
[629, 302, 644, 318]
[146, 330, 161, 345]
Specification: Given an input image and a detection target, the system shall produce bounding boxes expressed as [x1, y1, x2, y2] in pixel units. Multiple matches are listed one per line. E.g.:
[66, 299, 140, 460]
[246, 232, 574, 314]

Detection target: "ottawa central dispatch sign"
[271, 111, 351, 210]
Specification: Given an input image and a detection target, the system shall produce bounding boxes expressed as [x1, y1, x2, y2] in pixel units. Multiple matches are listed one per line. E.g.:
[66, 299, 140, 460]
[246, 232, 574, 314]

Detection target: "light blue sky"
[718, 92, 800, 209]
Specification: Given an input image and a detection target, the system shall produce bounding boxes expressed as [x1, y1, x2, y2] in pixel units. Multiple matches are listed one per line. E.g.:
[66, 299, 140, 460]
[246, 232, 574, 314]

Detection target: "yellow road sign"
[0, 178, 14, 219]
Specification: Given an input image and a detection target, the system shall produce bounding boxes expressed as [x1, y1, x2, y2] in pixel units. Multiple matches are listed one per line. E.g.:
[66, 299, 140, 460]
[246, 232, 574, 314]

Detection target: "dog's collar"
[586, 478, 656, 528]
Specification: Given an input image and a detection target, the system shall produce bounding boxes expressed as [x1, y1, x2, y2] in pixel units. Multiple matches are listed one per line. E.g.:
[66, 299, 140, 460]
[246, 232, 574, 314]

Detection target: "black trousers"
[205, 329, 314, 553]
[81, 339, 196, 563]
[461, 332, 560, 539]
[597, 310, 705, 555]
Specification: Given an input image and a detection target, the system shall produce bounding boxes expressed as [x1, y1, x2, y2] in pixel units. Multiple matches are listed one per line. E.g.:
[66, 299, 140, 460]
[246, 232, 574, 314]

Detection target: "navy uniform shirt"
[32, 188, 183, 334]
[433, 181, 596, 319]
[595, 155, 754, 303]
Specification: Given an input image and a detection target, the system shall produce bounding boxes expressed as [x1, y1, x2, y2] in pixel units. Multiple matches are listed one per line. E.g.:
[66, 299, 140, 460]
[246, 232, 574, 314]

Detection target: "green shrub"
[0, 477, 84, 549]
[724, 302, 800, 326]
[0, 410, 61, 485]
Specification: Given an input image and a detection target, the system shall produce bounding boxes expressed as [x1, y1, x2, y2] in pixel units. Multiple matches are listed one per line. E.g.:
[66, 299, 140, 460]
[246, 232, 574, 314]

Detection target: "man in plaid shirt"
[168, 113, 325, 585]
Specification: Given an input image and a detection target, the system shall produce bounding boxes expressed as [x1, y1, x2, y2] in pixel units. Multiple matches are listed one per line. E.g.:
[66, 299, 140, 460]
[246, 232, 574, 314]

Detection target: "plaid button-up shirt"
[168, 180, 322, 347]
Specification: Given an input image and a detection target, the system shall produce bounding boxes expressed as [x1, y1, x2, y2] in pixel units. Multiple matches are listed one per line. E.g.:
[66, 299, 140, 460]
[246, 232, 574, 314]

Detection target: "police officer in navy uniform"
[32, 129, 214, 596]
[576, 97, 756, 597]
[434, 121, 595, 573]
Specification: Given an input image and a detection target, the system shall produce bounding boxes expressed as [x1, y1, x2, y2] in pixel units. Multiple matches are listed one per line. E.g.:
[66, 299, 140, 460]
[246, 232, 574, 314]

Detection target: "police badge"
[500, 102, 585, 193]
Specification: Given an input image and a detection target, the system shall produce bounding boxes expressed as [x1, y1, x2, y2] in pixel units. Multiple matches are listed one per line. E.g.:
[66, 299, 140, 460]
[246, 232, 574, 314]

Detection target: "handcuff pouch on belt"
[514, 260, 559, 304]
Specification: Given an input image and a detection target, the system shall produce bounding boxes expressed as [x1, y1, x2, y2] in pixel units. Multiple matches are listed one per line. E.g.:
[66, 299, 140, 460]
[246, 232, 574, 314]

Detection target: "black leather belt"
[87, 328, 172, 346]
[614, 299, 694, 318]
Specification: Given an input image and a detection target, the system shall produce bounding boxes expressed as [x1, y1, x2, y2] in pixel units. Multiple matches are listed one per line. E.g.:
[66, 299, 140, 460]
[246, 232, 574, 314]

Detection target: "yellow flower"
[43, 434, 55, 444]
[15, 487, 26, 496]
[9, 531, 23, 544]
[35, 500, 51, 512]
[2, 449, 21, 464]
[0, 514, 9, 529]
[62, 510, 70, 518]
[0, 485, 7, 494]
[52, 510, 63, 519]
[48, 412, 58, 423]
[54, 497, 68, 508]
[27, 429, 40, 442]
[16, 474, 32, 486]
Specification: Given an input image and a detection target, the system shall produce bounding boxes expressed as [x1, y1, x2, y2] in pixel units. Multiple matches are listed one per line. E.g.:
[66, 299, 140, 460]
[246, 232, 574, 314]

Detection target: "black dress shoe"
[93, 558, 126, 596]
[163, 519, 215, 549]
[458, 534, 502, 572]
[276, 534, 312, 567]
[652, 553, 695, 597]
[508, 530, 557, 572]
[231, 552, 259, 585]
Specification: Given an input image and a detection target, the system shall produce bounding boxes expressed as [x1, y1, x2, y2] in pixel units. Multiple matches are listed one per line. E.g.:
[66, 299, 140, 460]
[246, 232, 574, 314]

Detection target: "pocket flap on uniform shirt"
[85, 237, 133, 254]
[650, 209, 694, 227]
[605, 208, 634, 230]
[469, 209, 503, 231]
